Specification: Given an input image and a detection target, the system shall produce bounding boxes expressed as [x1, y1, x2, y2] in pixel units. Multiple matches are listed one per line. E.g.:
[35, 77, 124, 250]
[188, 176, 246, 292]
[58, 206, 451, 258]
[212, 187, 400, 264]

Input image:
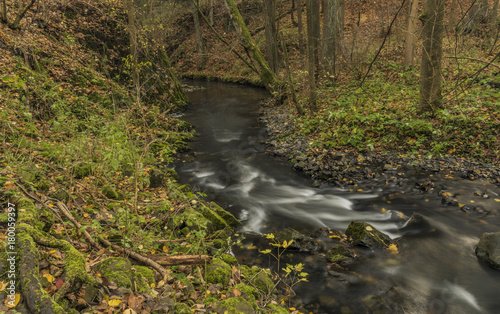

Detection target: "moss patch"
[206, 258, 232, 287]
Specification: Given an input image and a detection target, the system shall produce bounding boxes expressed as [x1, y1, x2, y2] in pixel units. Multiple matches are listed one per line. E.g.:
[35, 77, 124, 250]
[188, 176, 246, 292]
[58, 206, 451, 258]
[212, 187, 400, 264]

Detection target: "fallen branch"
[55, 201, 102, 249]
[444, 56, 500, 69]
[98, 236, 173, 282]
[149, 254, 212, 266]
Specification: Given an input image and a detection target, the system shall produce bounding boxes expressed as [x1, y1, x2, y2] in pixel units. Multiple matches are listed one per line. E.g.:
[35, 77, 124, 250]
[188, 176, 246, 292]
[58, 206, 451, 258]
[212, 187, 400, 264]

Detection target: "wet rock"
[399, 213, 433, 236]
[326, 245, 357, 266]
[149, 168, 164, 188]
[475, 232, 500, 269]
[441, 197, 458, 207]
[345, 221, 393, 249]
[274, 227, 319, 252]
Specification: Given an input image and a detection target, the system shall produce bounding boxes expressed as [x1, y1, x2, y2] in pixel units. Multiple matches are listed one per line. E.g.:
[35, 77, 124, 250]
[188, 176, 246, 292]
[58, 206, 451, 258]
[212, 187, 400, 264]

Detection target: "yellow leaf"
[138, 245, 143, 250]
[0, 281, 5, 291]
[43, 273, 55, 283]
[5, 293, 20, 308]
[494, 198, 500, 202]
[381, 208, 387, 213]
[387, 244, 399, 255]
[58, 87, 63, 92]
[365, 226, 373, 231]
[108, 299, 121, 307]
[162, 246, 168, 253]
[289, 308, 296, 311]
[83, 213, 89, 218]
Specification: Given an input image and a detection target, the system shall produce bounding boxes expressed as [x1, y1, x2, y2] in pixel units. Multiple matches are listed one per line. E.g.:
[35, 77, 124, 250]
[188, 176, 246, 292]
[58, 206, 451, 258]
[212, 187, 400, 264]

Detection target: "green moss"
[218, 297, 256, 313]
[134, 266, 155, 286]
[95, 257, 133, 288]
[36, 180, 51, 191]
[267, 303, 290, 314]
[73, 163, 93, 179]
[101, 185, 122, 200]
[206, 258, 232, 287]
[173, 207, 211, 233]
[326, 245, 355, 265]
[345, 221, 392, 249]
[220, 253, 238, 265]
[240, 266, 274, 294]
[173, 302, 191, 314]
[51, 188, 70, 201]
[203, 295, 218, 306]
[233, 283, 259, 302]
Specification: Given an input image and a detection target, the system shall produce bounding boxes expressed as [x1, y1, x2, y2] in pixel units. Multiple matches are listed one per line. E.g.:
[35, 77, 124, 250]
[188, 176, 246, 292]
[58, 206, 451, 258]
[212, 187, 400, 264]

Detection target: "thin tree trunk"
[192, 0, 206, 70]
[223, 0, 277, 91]
[306, 0, 319, 109]
[297, 0, 305, 56]
[127, 0, 140, 104]
[263, 0, 278, 73]
[419, 0, 445, 112]
[490, 0, 499, 37]
[307, 0, 320, 71]
[9, 0, 36, 29]
[1, 0, 7, 23]
[291, 0, 297, 25]
[209, 0, 214, 26]
[404, 0, 419, 66]
[323, 0, 344, 75]
[281, 32, 304, 115]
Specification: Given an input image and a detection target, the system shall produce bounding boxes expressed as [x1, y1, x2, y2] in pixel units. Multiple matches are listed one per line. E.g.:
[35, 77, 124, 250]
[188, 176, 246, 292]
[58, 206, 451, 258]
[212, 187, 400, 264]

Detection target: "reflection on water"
[175, 81, 500, 314]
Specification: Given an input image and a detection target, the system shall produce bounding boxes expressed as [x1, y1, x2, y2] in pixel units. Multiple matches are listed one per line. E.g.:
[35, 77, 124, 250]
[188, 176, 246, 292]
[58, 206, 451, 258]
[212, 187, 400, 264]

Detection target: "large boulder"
[345, 221, 392, 249]
[475, 232, 500, 269]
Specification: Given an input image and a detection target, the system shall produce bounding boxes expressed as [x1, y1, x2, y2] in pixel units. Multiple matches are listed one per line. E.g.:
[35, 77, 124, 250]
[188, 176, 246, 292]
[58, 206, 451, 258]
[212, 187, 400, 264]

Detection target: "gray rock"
[475, 232, 500, 269]
[345, 221, 392, 249]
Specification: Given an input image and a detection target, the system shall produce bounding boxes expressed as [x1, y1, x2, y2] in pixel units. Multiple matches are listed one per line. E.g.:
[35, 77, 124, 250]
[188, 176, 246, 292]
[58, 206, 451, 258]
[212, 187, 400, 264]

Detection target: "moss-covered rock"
[327, 245, 356, 266]
[173, 206, 212, 234]
[233, 283, 259, 302]
[274, 227, 319, 252]
[134, 265, 155, 286]
[220, 253, 238, 265]
[218, 297, 256, 314]
[206, 258, 232, 286]
[475, 232, 500, 269]
[94, 257, 152, 292]
[101, 185, 123, 200]
[240, 265, 274, 294]
[51, 188, 70, 201]
[73, 163, 93, 179]
[36, 180, 51, 191]
[345, 221, 392, 249]
[201, 202, 241, 230]
[267, 303, 290, 314]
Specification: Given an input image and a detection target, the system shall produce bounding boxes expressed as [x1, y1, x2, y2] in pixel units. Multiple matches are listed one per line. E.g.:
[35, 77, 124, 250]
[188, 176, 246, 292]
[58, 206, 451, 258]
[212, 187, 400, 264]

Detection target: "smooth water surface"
[175, 81, 500, 314]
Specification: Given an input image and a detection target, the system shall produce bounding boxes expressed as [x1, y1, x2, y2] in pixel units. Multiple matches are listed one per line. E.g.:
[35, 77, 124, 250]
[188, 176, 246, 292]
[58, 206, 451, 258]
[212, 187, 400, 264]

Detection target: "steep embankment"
[0, 1, 289, 313]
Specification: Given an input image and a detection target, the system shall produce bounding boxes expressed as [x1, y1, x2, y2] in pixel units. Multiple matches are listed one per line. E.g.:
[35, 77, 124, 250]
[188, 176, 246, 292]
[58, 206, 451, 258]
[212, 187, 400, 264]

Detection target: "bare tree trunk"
[223, 0, 277, 91]
[297, 0, 305, 56]
[209, 0, 214, 26]
[307, 0, 320, 71]
[306, 0, 320, 109]
[263, 0, 278, 73]
[460, 0, 490, 34]
[404, 0, 419, 66]
[9, 0, 36, 29]
[419, 0, 445, 112]
[490, 0, 499, 37]
[323, 0, 344, 75]
[449, 0, 457, 32]
[1, 0, 7, 23]
[127, 0, 140, 104]
[192, 0, 206, 70]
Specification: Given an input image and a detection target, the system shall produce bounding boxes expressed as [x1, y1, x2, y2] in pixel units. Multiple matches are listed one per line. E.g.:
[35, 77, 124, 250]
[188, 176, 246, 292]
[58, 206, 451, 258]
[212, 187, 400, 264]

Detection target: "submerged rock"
[475, 232, 500, 269]
[326, 245, 357, 266]
[345, 221, 392, 249]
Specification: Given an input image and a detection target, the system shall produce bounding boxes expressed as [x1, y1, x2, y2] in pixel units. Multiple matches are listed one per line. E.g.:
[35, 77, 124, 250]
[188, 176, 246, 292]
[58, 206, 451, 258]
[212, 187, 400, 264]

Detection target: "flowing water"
[175, 81, 500, 314]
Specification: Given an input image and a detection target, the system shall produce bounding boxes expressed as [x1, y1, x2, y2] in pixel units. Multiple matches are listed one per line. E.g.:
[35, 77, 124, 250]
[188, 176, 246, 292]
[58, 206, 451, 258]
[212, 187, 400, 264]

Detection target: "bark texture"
[404, 0, 419, 66]
[419, 0, 445, 112]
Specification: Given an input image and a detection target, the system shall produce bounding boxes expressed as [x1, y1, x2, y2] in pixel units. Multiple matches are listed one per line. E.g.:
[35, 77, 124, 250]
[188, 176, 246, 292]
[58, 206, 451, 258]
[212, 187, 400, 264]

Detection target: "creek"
[175, 81, 500, 314]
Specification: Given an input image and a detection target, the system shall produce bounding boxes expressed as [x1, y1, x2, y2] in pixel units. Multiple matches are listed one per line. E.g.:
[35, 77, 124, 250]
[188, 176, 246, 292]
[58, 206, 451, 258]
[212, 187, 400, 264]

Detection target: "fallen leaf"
[108, 299, 121, 307]
[365, 226, 373, 231]
[43, 273, 55, 283]
[4, 293, 20, 308]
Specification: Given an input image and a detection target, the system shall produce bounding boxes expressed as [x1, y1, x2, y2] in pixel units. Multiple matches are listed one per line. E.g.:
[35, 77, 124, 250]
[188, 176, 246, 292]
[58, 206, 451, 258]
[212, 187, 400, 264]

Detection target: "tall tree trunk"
[404, 0, 419, 66]
[1, 0, 7, 23]
[490, 0, 499, 38]
[306, 0, 320, 109]
[297, 0, 305, 56]
[263, 0, 278, 73]
[419, 0, 445, 112]
[192, 0, 206, 70]
[209, 0, 214, 26]
[223, 0, 277, 91]
[307, 0, 320, 71]
[323, 0, 344, 75]
[127, 0, 140, 104]
[291, 0, 297, 25]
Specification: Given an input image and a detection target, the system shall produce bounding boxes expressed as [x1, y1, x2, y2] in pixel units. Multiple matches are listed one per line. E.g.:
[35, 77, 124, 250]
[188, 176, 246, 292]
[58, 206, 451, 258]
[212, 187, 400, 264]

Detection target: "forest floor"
[168, 0, 500, 189]
[0, 1, 291, 313]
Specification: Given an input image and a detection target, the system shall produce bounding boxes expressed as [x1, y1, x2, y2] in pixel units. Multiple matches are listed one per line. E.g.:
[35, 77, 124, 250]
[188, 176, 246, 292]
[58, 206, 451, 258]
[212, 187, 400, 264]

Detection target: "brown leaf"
[232, 289, 241, 297]
[128, 294, 145, 311]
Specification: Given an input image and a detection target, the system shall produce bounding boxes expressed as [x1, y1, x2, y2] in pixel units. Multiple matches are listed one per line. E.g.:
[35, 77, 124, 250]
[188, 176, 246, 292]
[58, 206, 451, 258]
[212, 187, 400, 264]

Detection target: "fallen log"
[148, 254, 212, 266]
